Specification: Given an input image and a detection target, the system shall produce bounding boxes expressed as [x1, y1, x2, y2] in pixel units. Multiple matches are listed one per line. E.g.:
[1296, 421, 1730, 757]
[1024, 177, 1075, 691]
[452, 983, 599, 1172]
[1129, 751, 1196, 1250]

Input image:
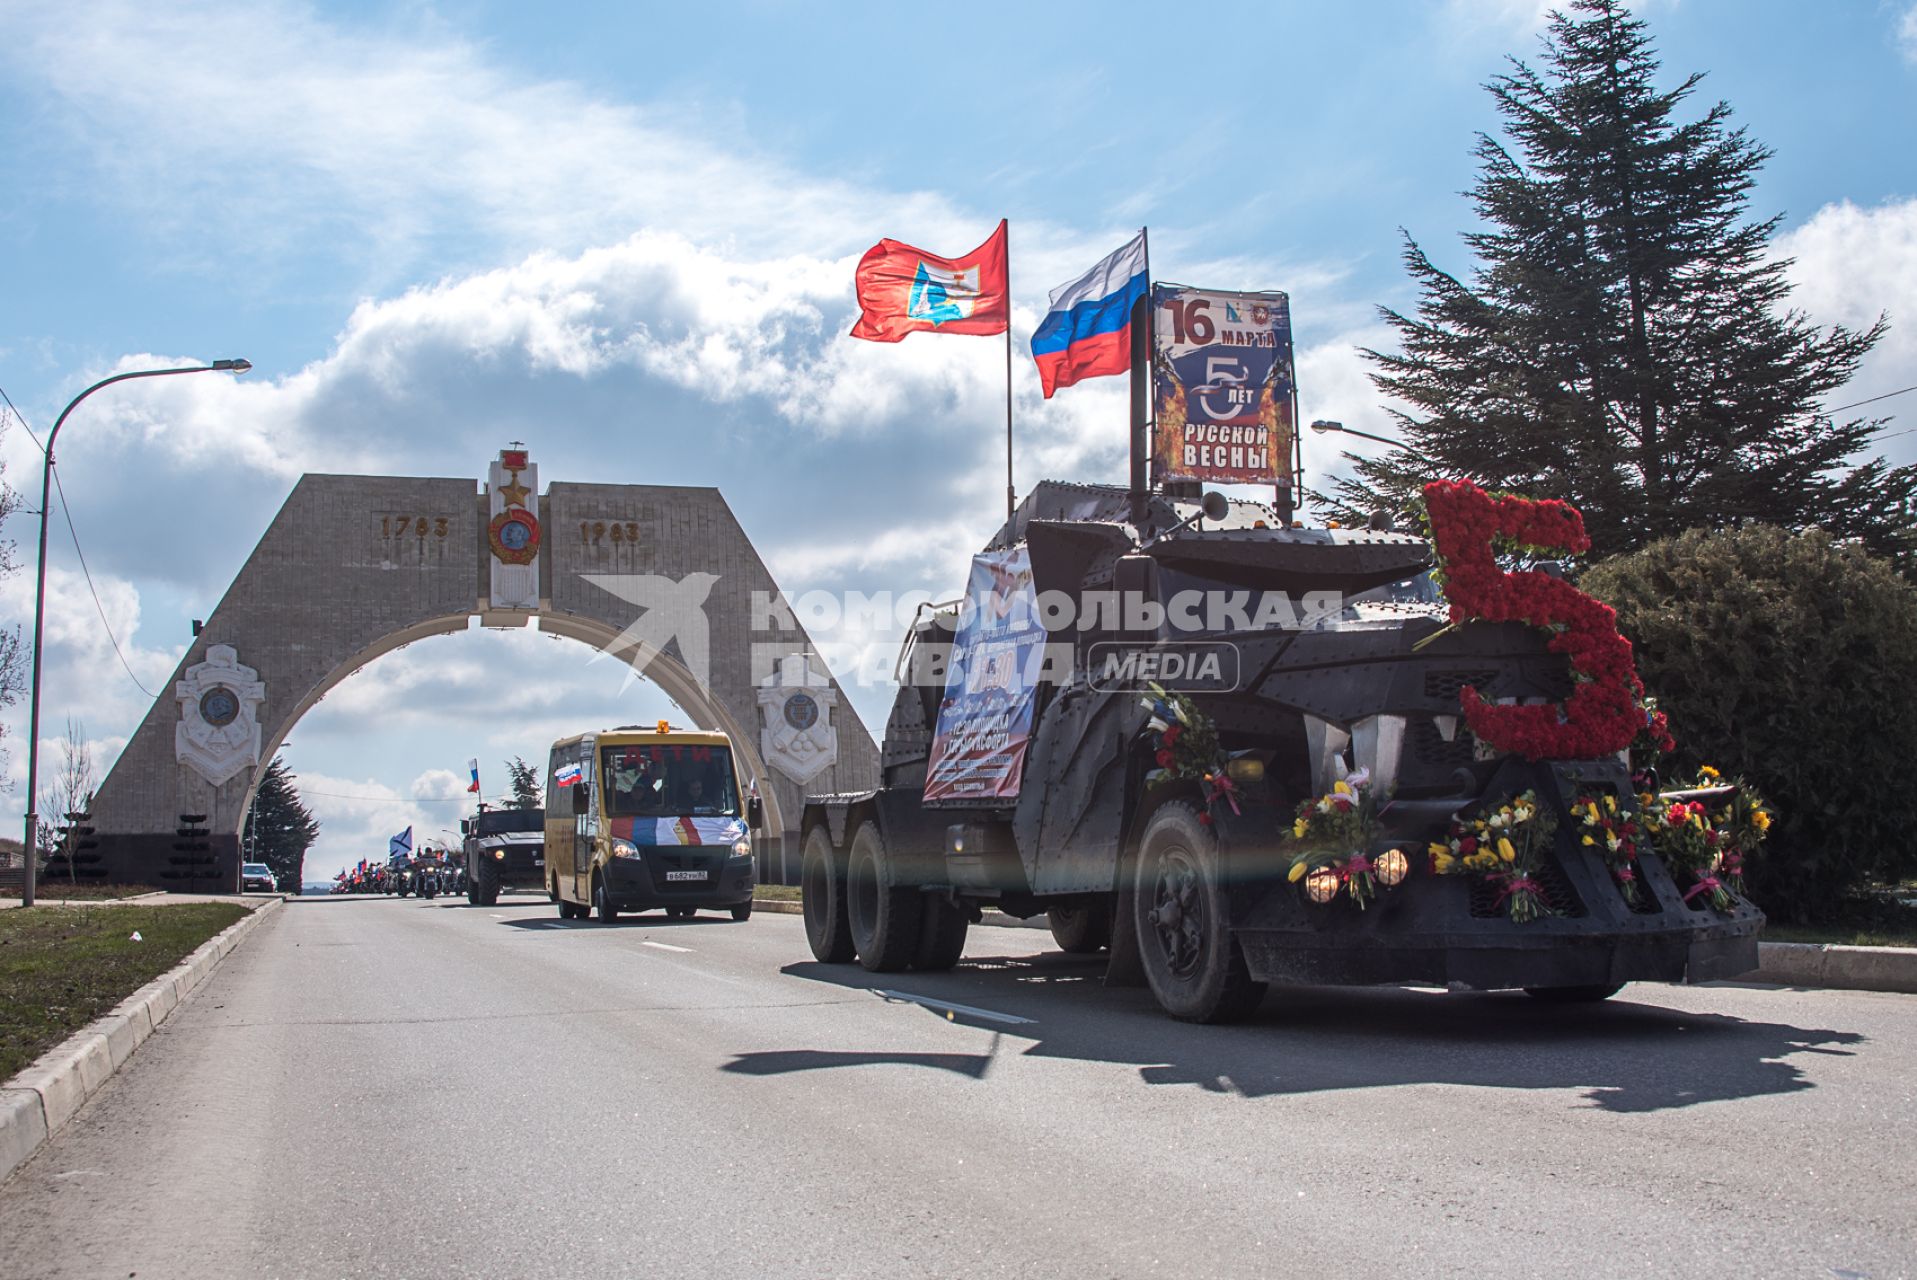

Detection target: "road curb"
[752, 900, 1917, 981]
[0, 896, 281, 1185]
[1739, 941, 1917, 994]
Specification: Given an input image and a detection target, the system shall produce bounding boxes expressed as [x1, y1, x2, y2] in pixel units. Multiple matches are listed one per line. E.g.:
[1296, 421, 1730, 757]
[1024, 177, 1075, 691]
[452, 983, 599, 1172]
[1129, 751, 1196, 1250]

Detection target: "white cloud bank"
[1776, 196, 1917, 457]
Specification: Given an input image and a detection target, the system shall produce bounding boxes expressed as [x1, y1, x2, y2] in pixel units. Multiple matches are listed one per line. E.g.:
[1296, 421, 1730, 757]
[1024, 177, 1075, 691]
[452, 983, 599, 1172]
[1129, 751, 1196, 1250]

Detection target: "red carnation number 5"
[1423, 481, 1657, 762]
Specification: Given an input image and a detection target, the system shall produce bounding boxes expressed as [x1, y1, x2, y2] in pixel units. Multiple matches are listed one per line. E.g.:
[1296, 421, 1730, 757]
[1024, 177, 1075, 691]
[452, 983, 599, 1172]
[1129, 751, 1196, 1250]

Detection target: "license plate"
[664, 870, 707, 882]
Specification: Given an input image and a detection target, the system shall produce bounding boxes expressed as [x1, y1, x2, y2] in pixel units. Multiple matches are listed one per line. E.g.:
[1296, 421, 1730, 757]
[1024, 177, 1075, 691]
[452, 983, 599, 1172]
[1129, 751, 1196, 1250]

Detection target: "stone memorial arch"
[88, 449, 878, 889]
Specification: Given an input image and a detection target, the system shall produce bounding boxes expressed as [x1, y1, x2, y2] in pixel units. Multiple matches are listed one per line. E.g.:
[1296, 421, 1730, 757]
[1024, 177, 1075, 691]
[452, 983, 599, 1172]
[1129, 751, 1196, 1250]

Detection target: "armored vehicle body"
[799, 480, 1763, 1021]
[463, 808, 545, 906]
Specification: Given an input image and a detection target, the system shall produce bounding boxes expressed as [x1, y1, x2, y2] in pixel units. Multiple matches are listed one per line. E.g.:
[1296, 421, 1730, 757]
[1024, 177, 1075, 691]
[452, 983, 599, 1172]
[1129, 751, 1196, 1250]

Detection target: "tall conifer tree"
[247, 755, 319, 890]
[1334, 0, 1910, 563]
[504, 755, 541, 809]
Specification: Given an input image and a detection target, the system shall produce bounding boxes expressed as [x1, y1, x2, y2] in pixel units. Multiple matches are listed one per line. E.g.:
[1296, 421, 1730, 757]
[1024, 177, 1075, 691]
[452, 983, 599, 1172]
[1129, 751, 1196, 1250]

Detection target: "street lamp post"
[1307, 418, 1440, 466]
[21, 360, 251, 907]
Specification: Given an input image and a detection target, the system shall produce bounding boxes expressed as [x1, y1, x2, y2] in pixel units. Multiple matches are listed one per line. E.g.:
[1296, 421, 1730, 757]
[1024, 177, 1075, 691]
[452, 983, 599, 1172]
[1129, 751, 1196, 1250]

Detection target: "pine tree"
[1331, 0, 1911, 564]
[505, 755, 541, 810]
[247, 756, 319, 891]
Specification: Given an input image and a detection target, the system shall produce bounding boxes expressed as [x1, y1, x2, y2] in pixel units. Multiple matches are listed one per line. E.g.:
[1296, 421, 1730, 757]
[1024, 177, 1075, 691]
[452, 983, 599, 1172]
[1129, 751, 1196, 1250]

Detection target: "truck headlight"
[612, 838, 640, 860]
[731, 840, 752, 858]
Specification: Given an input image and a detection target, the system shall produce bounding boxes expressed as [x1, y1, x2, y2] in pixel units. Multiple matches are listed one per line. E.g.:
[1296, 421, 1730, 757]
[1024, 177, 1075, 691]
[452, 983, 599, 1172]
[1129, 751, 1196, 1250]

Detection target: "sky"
[0, 0, 1913, 883]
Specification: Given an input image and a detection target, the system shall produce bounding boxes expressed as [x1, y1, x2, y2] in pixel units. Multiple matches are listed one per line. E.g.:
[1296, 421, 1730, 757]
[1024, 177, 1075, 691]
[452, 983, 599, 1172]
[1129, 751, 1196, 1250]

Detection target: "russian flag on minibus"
[1030, 231, 1148, 398]
[554, 761, 583, 787]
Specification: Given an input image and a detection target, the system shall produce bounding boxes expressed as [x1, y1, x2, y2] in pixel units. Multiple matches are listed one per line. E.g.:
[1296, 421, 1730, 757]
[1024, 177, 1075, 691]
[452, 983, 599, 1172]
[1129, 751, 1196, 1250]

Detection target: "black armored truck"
[797, 479, 1764, 1022]
[462, 807, 546, 906]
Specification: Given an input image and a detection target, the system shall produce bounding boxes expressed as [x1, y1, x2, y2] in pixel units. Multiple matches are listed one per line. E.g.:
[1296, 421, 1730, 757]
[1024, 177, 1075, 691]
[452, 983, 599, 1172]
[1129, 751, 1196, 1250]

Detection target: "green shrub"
[1582, 525, 1917, 923]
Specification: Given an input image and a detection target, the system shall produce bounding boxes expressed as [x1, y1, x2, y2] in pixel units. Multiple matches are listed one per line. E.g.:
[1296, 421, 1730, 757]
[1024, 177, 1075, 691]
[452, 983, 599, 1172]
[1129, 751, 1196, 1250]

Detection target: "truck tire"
[801, 826, 855, 963]
[1133, 802, 1266, 1023]
[846, 821, 922, 973]
[475, 857, 501, 907]
[913, 896, 969, 971]
[1524, 982, 1625, 1003]
[1047, 900, 1111, 954]
[466, 874, 480, 905]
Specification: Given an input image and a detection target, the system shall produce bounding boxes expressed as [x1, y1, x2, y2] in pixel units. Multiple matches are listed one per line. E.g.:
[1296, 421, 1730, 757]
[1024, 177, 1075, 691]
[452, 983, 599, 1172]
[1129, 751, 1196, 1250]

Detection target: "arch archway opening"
[242, 615, 791, 890]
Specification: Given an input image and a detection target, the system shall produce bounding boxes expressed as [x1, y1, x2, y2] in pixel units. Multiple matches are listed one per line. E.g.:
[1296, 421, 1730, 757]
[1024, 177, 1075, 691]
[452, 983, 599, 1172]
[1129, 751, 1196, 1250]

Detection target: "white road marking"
[874, 990, 1036, 1026]
[490, 914, 505, 919]
[642, 940, 693, 953]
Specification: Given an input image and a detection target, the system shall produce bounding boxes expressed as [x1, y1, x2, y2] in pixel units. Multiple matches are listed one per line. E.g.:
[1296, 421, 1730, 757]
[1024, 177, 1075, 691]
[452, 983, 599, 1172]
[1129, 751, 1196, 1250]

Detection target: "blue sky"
[1, 0, 1913, 880]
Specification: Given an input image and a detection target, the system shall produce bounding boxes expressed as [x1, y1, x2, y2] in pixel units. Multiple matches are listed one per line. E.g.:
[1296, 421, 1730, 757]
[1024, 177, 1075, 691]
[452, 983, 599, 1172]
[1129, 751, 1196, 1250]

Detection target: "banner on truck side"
[923, 547, 1049, 805]
[1150, 284, 1296, 486]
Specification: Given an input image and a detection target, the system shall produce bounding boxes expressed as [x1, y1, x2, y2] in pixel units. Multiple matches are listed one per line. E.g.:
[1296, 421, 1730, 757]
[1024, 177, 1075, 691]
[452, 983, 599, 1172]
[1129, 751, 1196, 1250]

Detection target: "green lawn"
[0, 903, 248, 1080]
[1761, 923, 1917, 949]
[755, 884, 801, 902]
[0, 883, 157, 901]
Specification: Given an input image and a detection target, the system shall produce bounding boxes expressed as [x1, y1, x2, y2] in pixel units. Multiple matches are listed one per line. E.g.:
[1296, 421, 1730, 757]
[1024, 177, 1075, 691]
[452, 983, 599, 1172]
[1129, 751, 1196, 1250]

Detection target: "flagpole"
[1004, 220, 1015, 523]
[1129, 227, 1153, 521]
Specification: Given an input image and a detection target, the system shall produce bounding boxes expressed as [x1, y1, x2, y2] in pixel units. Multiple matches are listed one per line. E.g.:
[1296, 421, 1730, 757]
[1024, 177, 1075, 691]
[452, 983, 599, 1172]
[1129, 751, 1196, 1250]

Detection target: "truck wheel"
[593, 876, 620, 923]
[913, 896, 969, 971]
[846, 821, 922, 973]
[1524, 983, 1625, 1003]
[1133, 803, 1266, 1023]
[467, 875, 480, 905]
[801, 826, 855, 963]
[1047, 901, 1111, 954]
[476, 858, 500, 907]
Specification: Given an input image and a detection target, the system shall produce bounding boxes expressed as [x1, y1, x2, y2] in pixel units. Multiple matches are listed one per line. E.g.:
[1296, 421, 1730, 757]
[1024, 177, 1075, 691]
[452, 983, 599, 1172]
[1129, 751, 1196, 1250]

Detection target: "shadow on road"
[752, 950, 1865, 1113]
[497, 912, 746, 931]
[725, 1046, 997, 1080]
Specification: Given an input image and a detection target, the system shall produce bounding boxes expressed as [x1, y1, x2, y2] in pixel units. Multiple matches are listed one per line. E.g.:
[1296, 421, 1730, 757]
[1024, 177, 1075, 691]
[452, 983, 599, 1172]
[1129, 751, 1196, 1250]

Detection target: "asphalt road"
[1, 896, 1912, 1280]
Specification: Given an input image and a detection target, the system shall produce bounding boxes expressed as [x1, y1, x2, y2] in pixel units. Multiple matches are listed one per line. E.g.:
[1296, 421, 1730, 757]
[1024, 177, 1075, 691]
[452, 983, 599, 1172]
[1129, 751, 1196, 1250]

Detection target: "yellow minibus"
[545, 723, 758, 922]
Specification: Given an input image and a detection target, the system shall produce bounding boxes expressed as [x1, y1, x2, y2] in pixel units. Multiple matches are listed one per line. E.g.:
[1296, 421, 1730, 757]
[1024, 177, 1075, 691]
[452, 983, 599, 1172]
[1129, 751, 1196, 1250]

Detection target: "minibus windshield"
[600, 744, 740, 817]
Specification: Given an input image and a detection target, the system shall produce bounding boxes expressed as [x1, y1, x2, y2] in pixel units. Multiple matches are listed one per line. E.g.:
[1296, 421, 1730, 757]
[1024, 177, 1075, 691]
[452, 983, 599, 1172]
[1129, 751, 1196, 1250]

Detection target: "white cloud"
[1901, 4, 1917, 63]
[409, 769, 465, 802]
[0, 0, 1383, 843]
[1774, 197, 1917, 461]
[0, 0, 981, 277]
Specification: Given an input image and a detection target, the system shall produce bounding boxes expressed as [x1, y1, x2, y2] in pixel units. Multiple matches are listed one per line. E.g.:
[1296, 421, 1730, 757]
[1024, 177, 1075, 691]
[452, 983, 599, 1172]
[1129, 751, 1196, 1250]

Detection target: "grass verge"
[754, 884, 801, 902]
[0, 884, 157, 901]
[1757, 895, 1917, 950]
[1761, 924, 1917, 949]
[0, 903, 248, 1080]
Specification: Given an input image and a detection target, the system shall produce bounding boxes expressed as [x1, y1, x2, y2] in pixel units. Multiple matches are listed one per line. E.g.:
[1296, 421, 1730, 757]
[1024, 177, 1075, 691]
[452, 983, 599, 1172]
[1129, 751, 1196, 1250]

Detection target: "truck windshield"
[600, 744, 740, 818]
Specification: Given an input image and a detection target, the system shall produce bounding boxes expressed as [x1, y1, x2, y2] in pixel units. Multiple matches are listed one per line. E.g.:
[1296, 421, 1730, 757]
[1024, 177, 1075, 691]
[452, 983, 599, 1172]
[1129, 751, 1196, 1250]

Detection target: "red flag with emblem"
[850, 220, 1009, 343]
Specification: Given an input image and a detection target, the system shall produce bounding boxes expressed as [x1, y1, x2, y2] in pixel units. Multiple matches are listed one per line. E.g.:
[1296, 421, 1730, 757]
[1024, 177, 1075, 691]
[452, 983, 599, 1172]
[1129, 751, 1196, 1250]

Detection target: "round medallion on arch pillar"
[174, 644, 266, 787]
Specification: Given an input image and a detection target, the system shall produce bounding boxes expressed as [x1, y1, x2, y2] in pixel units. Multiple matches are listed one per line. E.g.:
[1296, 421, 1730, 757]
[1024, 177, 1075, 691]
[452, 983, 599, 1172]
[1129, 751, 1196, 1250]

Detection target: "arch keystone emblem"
[174, 644, 266, 786]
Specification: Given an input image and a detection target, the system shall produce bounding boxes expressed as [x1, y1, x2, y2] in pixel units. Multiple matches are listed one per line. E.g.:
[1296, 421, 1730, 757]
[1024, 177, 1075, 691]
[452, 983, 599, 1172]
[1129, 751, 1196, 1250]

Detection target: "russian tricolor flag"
[1031, 231, 1148, 398]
